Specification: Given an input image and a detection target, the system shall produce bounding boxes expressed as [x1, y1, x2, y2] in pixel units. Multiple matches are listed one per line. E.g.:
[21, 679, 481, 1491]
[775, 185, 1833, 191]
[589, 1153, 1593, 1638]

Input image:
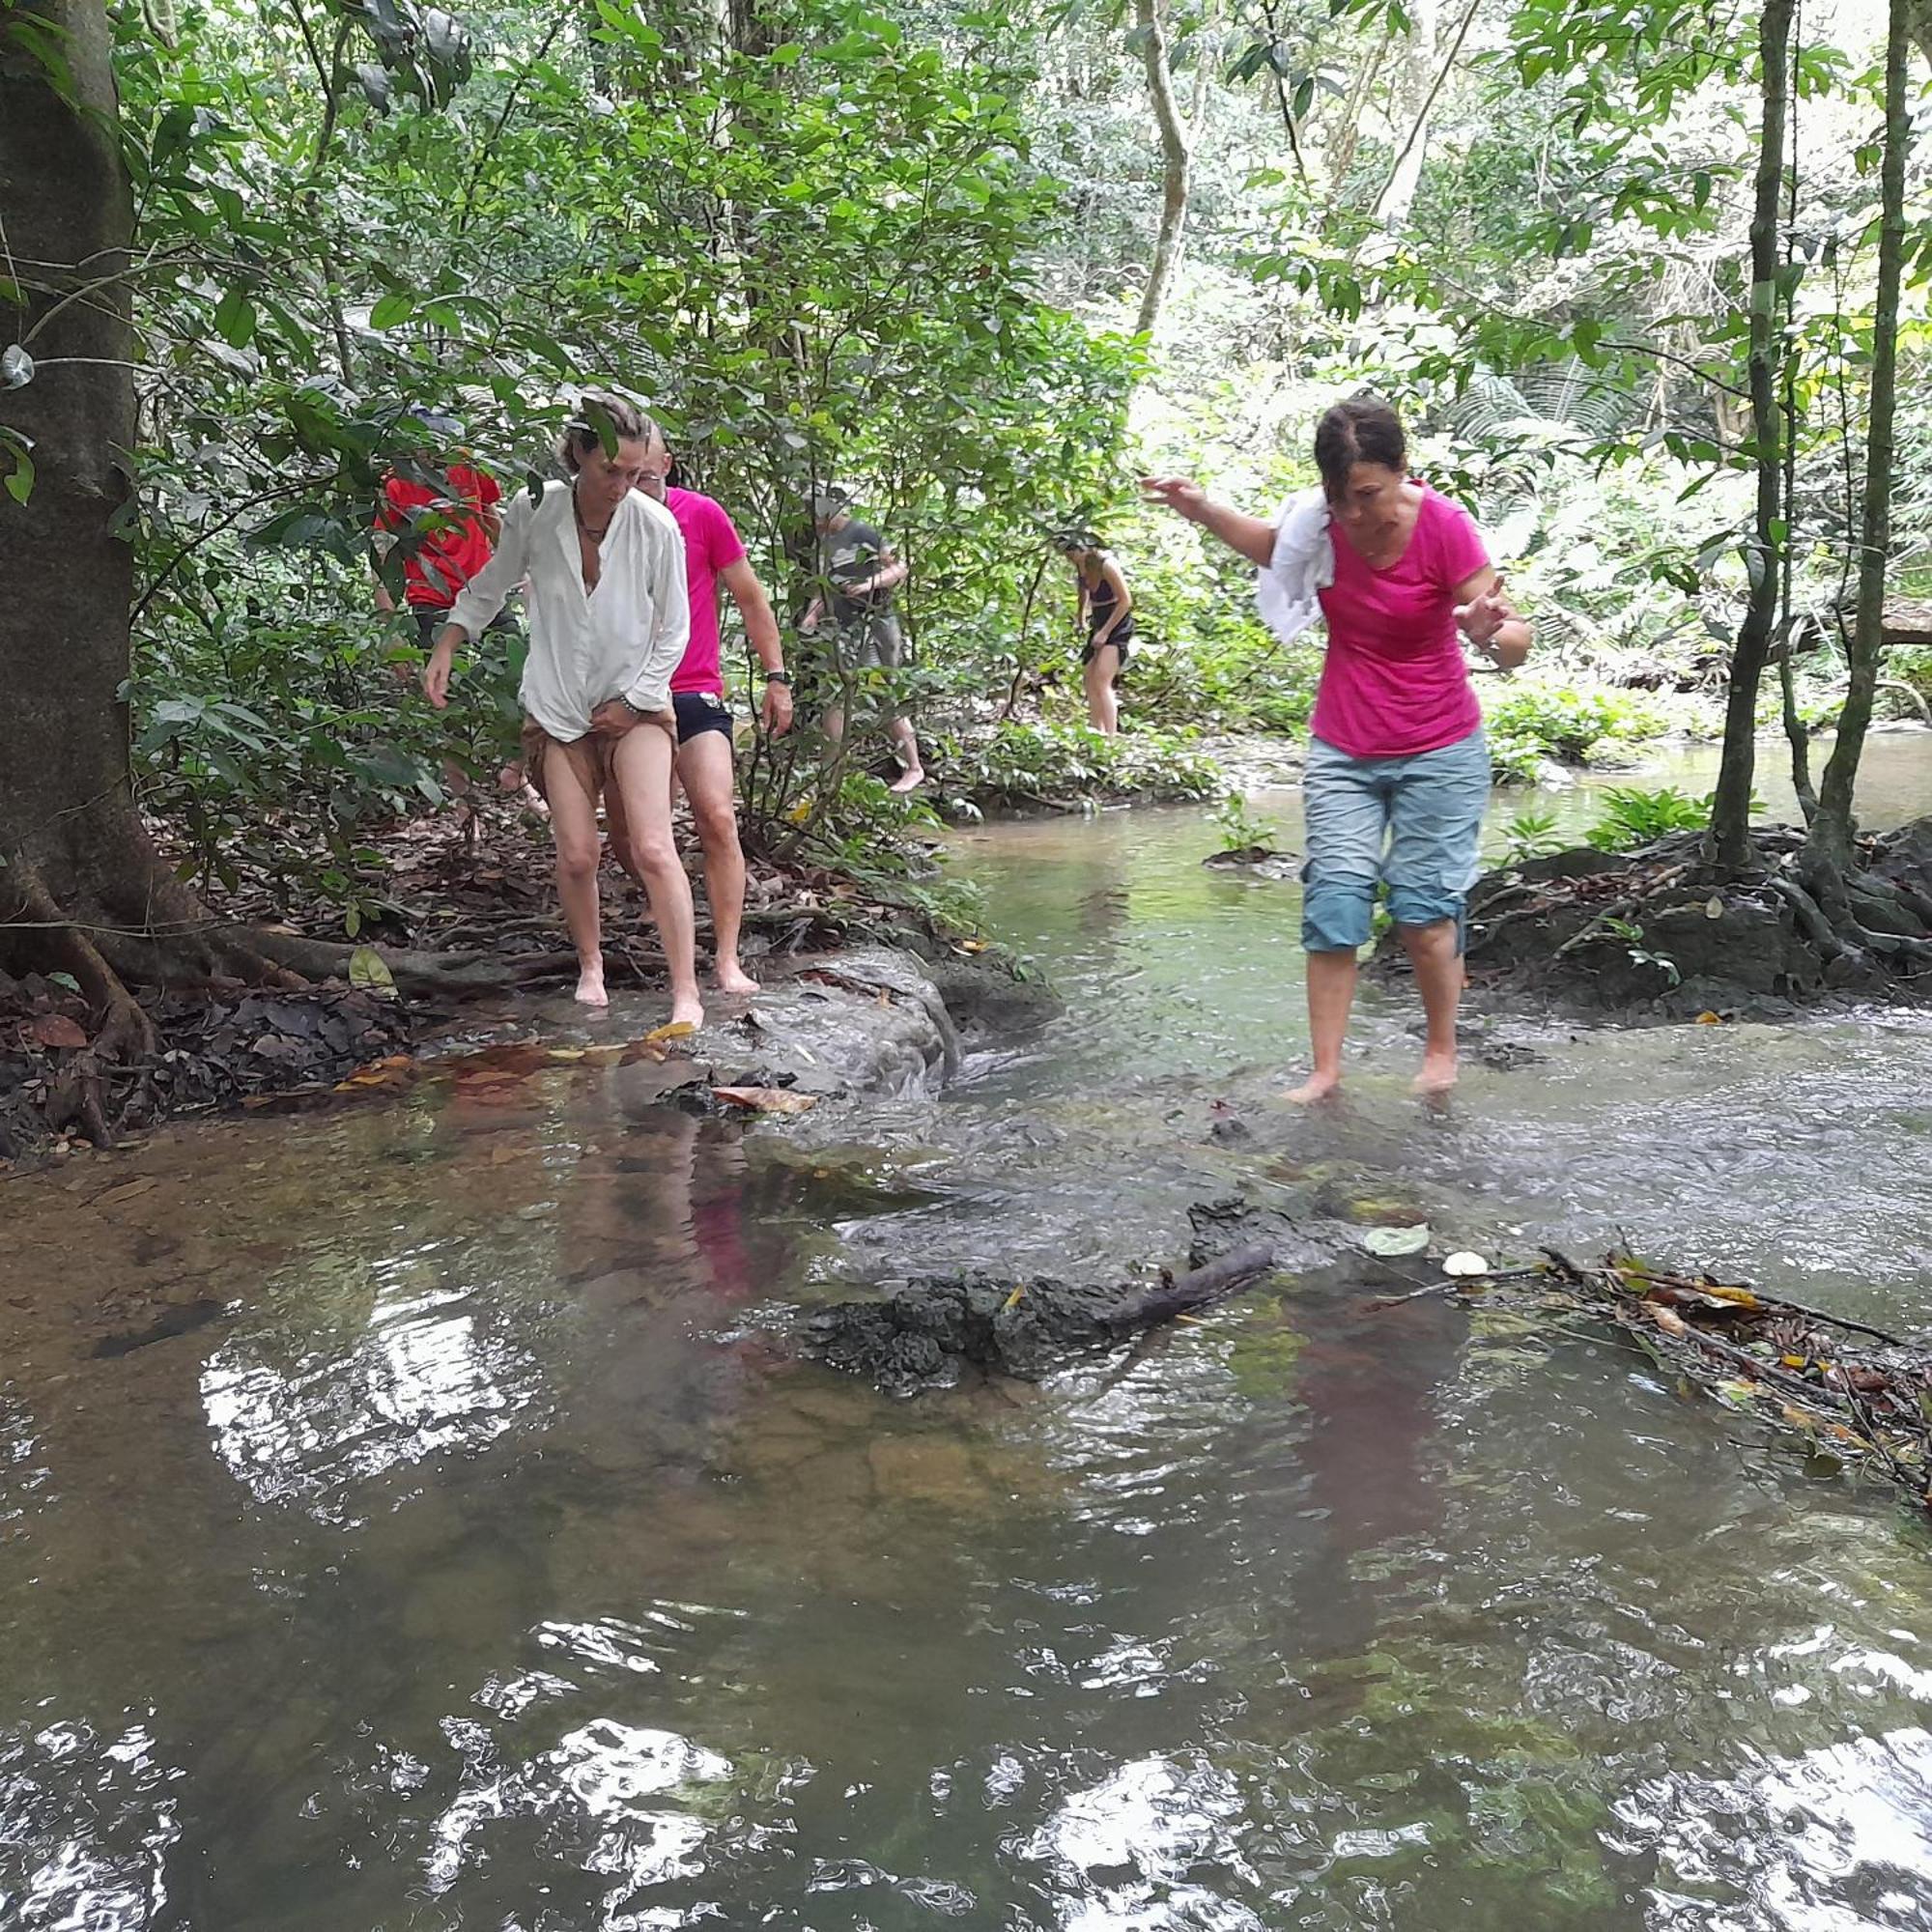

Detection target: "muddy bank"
[1, 936, 1051, 1168]
[1392, 813, 1932, 1022]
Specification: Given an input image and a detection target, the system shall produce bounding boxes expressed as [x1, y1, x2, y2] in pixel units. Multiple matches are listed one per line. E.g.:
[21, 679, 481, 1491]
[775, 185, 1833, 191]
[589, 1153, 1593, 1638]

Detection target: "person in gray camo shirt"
[802, 489, 925, 794]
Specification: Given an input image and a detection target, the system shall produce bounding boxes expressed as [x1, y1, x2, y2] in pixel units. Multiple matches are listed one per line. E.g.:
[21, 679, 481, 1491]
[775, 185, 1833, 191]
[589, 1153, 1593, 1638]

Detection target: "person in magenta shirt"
[622, 427, 792, 995]
[1144, 395, 1531, 1098]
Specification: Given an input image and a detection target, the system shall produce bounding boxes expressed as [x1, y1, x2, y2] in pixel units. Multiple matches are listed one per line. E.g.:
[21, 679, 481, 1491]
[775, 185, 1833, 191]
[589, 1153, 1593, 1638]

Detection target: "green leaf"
[213, 286, 255, 349]
[349, 944, 397, 1000]
[370, 292, 416, 329]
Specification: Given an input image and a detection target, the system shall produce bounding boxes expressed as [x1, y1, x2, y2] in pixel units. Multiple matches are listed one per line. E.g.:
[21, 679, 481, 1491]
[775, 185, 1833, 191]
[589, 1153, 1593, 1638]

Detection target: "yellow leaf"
[711, 1086, 817, 1114]
[645, 1020, 697, 1044]
[546, 1046, 587, 1062]
[1003, 1284, 1028, 1310]
[1705, 895, 1724, 920]
[1695, 1009, 1722, 1025]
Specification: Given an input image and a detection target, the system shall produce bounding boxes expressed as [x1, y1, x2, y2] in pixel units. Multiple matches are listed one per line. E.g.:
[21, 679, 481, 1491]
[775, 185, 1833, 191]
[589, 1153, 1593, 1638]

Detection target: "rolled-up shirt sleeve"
[444, 490, 533, 640]
[621, 505, 692, 715]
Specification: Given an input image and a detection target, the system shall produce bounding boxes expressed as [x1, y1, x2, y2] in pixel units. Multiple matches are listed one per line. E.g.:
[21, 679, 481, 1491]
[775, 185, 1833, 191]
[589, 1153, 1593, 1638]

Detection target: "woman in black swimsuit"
[1056, 532, 1134, 735]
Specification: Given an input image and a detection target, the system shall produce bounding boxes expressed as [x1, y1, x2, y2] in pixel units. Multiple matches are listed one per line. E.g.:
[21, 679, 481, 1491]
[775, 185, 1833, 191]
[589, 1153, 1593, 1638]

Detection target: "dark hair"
[558, 392, 657, 473]
[1313, 394, 1406, 498]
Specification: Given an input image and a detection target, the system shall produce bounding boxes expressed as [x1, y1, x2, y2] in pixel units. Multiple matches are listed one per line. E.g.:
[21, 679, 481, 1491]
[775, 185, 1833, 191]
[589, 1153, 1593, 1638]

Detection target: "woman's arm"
[621, 508, 693, 718]
[426, 494, 533, 708]
[1452, 567, 1531, 671]
[1140, 477, 1277, 567]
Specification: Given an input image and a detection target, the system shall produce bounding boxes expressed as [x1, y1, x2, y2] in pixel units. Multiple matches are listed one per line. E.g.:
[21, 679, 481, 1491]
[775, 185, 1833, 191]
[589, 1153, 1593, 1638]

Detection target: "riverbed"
[5, 738, 1932, 1929]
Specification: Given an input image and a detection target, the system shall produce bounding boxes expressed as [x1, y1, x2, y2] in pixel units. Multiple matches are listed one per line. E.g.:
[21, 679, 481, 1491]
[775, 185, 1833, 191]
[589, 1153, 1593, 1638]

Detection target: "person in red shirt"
[625, 427, 790, 995]
[372, 412, 504, 649]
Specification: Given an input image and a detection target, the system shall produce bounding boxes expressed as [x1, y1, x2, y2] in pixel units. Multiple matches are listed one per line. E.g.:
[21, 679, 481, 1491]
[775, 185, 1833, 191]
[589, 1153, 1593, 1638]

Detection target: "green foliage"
[1583, 785, 1714, 852]
[1485, 681, 1674, 783]
[1209, 793, 1278, 854]
[933, 720, 1220, 815]
[1500, 808, 1564, 865]
[128, 602, 523, 916]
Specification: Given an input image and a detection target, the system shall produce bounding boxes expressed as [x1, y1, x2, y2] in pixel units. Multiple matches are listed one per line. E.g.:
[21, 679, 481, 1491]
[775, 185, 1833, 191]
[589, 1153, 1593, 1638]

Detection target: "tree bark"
[1805, 0, 1909, 874]
[1708, 0, 1792, 868]
[1372, 0, 1477, 231]
[1134, 0, 1192, 340]
[0, 2, 154, 964]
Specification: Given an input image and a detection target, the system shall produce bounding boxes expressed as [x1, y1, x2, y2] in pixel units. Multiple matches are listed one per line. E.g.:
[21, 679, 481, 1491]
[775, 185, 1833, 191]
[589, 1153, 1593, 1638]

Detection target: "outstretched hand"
[1139, 475, 1208, 522]
[422, 648, 453, 710]
[1454, 575, 1512, 653]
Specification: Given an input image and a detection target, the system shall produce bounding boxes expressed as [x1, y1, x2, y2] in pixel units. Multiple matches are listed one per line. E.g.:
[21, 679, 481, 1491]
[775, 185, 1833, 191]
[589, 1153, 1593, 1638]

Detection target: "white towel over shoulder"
[1255, 488, 1334, 645]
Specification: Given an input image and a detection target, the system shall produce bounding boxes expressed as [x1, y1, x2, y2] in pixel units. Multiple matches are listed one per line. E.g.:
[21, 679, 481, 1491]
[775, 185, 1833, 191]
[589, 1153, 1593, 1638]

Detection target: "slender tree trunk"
[1369, 0, 1457, 231]
[1708, 0, 1792, 869]
[1134, 0, 1192, 339]
[1805, 0, 1910, 873]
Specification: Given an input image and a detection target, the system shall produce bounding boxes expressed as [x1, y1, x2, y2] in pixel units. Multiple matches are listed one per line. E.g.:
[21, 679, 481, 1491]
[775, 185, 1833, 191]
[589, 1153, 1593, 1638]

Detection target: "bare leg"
[676, 728, 757, 994]
[541, 746, 609, 1007]
[1083, 648, 1120, 734]
[1290, 949, 1357, 1103]
[611, 724, 704, 1029]
[887, 715, 924, 793]
[1400, 920, 1464, 1094]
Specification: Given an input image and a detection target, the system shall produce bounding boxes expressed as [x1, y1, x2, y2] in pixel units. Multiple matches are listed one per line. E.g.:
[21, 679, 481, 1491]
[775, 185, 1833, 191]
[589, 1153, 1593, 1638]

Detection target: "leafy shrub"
[933, 719, 1221, 815]
[1583, 785, 1713, 852]
[130, 599, 524, 914]
[1483, 680, 1673, 779]
[1210, 794, 1279, 853]
[1500, 808, 1564, 863]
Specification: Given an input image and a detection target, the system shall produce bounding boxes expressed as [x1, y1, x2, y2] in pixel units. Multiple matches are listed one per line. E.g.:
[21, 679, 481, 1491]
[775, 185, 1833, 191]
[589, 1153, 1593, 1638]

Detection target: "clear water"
[5, 734, 1932, 1930]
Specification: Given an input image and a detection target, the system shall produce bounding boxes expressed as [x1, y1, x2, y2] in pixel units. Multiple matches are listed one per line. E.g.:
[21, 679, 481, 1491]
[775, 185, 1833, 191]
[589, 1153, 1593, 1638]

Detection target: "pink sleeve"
[1433, 495, 1490, 587]
[701, 497, 747, 572]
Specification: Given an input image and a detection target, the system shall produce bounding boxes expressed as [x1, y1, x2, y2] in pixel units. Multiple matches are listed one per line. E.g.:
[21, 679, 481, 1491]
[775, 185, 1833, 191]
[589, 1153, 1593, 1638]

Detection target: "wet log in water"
[803, 1211, 1295, 1389]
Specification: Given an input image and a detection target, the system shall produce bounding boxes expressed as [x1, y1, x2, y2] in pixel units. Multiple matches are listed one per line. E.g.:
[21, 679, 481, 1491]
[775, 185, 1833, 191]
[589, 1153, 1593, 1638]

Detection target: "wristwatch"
[764, 669, 790, 685]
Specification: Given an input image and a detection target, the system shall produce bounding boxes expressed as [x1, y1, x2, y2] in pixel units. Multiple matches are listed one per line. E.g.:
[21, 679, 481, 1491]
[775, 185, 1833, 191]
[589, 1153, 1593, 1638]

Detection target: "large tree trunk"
[0, 0, 171, 1031]
[1, 5, 499, 1129]
[1806, 0, 1909, 875]
[1134, 0, 1192, 340]
[1708, 0, 1792, 869]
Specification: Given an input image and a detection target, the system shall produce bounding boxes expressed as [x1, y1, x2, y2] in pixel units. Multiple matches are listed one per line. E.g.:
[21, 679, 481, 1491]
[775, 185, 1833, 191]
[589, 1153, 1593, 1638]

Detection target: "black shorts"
[413, 608, 517, 647]
[1082, 621, 1133, 672]
[673, 691, 734, 745]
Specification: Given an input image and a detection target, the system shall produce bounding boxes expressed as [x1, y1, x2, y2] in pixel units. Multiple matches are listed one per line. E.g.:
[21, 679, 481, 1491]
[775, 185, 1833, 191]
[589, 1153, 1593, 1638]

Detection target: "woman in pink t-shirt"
[1144, 397, 1531, 1098]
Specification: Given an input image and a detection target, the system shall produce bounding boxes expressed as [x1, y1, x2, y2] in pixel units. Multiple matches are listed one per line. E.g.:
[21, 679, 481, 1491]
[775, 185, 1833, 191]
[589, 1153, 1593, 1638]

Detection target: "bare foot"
[670, 990, 706, 1031]
[714, 961, 759, 996]
[575, 960, 609, 1008]
[1412, 1051, 1458, 1095]
[1286, 1069, 1343, 1104]
[888, 765, 925, 795]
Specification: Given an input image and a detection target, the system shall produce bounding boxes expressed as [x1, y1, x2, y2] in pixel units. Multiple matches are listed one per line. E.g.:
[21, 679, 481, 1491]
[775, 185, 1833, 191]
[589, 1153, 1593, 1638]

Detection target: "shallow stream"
[5, 736, 1932, 1929]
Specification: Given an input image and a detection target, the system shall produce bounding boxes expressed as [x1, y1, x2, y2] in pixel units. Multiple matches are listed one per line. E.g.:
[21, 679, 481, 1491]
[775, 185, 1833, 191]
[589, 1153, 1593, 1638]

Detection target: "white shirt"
[445, 480, 689, 741]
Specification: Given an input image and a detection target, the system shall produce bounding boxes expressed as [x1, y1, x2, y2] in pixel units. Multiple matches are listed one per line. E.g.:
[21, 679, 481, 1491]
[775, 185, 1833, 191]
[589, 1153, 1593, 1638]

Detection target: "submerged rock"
[803, 1198, 1342, 1390]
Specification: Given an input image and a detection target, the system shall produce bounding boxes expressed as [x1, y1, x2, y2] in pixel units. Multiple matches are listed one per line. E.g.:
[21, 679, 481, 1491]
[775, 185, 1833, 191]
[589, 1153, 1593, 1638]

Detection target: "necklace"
[573, 491, 612, 544]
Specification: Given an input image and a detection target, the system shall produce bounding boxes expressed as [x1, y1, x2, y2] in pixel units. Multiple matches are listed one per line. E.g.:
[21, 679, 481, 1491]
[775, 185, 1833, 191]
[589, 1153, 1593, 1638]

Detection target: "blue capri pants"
[1299, 729, 1491, 953]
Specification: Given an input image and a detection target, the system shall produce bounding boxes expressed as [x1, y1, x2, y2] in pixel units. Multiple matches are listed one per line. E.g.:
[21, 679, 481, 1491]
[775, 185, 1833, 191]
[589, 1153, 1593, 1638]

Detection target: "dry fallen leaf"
[30, 1013, 88, 1050]
[711, 1086, 818, 1115]
[1695, 1010, 1723, 1025]
[1441, 1251, 1491, 1277]
[645, 1020, 697, 1045]
[1705, 895, 1724, 919]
